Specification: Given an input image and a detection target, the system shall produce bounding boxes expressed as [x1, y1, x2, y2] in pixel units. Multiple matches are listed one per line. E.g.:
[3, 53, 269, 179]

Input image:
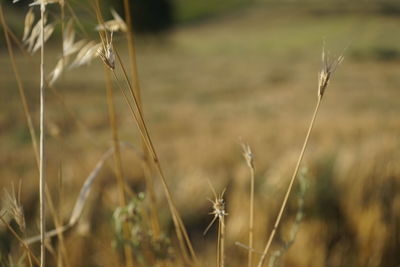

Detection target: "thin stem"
[113, 48, 162, 237]
[248, 166, 255, 267]
[112, 70, 197, 264]
[122, 0, 141, 104]
[257, 97, 322, 267]
[120, 0, 162, 240]
[220, 217, 225, 267]
[104, 66, 135, 267]
[39, 3, 46, 267]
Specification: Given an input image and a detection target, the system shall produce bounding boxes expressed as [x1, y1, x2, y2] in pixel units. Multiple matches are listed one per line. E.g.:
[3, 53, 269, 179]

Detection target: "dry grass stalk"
[241, 142, 255, 267]
[103, 53, 135, 267]
[257, 47, 344, 267]
[204, 181, 227, 267]
[38, 2, 46, 266]
[268, 169, 308, 267]
[25, 145, 132, 244]
[111, 50, 198, 264]
[119, 0, 162, 245]
[93, 2, 196, 261]
[92, 5, 134, 265]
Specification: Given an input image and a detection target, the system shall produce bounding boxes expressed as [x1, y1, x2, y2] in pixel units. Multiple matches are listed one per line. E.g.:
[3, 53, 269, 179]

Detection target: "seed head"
[318, 45, 344, 99]
[98, 31, 115, 70]
[241, 142, 254, 169]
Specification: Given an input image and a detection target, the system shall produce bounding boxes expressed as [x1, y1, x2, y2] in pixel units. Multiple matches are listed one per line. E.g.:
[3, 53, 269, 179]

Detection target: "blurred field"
[1, 2, 400, 266]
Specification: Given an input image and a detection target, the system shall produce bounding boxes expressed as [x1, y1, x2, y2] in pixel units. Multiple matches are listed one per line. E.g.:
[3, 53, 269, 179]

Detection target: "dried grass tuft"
[2, 181, 26, 233]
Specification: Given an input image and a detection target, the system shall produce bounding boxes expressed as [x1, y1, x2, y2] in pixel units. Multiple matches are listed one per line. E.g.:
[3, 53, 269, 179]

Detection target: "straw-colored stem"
[219, 217, 225, 267]
[257, 97, 322, 267]
[248, 166, 255, 267]
[112, 70, 196, 264]
[39, 3, 46, 267]
[45, 185, 69, 267]
[122, 0, 141, 103]
[120, 0, 161, 239]
[104, 66, 135, 267]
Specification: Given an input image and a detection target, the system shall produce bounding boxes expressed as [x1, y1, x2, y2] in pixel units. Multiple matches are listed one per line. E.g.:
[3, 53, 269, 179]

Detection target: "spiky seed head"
[317, 46, 344, 99]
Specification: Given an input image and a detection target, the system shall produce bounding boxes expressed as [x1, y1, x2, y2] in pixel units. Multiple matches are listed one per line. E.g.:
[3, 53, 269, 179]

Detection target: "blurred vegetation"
[0, 0, 400, 266]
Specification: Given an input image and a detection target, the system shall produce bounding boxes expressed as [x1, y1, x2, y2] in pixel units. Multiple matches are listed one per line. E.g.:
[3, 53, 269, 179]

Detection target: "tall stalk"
[121, 0, 161, 240]
[257, 98, 321, 267]
[257, 47, 343, 267]
[241, 143, 255, 267]
[39, 2, 46, 266]
[104, 66, 134, 267]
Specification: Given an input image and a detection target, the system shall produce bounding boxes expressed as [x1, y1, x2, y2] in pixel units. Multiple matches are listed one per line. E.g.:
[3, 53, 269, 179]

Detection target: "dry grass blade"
[24, 143, 142, 245]
[25, 146, 115, 244]
[22, 8, 35, 42]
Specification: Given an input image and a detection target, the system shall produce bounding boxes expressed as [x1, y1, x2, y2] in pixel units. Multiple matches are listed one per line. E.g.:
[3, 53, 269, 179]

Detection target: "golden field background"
[1, 1, 400, 266]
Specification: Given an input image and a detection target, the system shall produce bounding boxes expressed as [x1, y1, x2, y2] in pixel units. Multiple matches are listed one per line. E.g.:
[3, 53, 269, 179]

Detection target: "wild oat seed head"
[31, 23, 54, 53]
[22, 8, 35, 42]
[69, 41, 101, 69]
[25, 14, 46, 51]
[48, 57, 67, 86]
[29, 0, 59, 6]
[63, 19, 76, 54]
[95, 9, 127, 32]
